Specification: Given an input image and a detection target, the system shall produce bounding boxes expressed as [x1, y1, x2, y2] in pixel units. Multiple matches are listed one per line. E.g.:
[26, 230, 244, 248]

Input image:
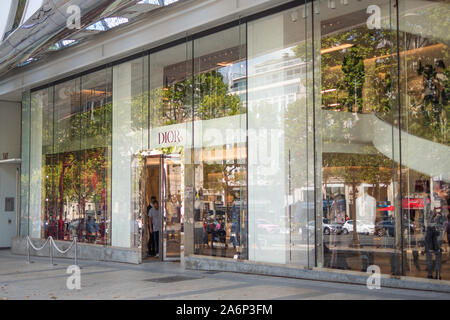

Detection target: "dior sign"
[158, 129, 183, 145]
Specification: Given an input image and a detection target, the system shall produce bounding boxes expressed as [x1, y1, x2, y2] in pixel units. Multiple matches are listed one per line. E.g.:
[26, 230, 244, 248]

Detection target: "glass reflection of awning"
[0, 0, 183, 77]
[0, 158, 21, 165]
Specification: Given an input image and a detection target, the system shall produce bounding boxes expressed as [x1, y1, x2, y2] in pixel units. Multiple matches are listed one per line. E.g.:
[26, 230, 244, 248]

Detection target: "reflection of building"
[232, 53, 307, 111]
[0, 0, 448, 291]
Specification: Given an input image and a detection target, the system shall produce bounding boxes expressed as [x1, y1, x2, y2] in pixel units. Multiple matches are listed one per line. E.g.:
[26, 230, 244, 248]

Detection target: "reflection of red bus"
[378, 198, 449, 211]
[377, 206, 394, 212]
[377, 198, 424, 212]
[402, 198, 424, 209]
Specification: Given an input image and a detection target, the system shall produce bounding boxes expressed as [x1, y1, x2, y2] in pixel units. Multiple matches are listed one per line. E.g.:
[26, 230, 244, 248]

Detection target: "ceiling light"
[217, 62, 233, 67]
[321, 44, 354, 54]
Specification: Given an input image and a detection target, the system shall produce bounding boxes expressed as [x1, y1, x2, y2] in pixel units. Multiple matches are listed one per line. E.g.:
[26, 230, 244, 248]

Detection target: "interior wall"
[0, 100, 21, 158]
[146, 163, 160, 206]
[0, 100, 21, 247]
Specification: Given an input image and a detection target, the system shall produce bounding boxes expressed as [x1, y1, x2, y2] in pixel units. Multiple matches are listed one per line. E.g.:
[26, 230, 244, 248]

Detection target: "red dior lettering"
[158, 130, 182, 144]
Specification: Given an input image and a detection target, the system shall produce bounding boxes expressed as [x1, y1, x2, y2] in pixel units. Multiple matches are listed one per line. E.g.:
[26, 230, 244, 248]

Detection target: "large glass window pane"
[44, 69, 113, 245]
[53, 79, 81, 242]
[247, 2, 314, 265]
[318, 0, 401, 274]
[193, 25, 247, 259]
[80, 69, 112, 245]
[398, 0, 450, 280]
[20, 91, 30, 237]
[148, 42, 192, 258]
[150, 44, 192, 131]
[112, 56, 148, 248]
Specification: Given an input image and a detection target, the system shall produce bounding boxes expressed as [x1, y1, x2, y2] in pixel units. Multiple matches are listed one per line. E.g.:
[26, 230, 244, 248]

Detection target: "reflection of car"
[299, 218, 343, 238]
[375, 219, 415, 237]
[323, 218, 343, 235]
[256, 219, 280, 234]
[323, 199, 332, 215]
[342, 220, 375, 235]
[68, 219, 82, 231]
[375, 220, 394, 237]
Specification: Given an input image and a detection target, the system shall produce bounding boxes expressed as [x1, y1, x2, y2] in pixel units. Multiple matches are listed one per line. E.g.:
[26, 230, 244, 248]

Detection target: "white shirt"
[149, 207, 161, 231]
[356, 193, 376, 225]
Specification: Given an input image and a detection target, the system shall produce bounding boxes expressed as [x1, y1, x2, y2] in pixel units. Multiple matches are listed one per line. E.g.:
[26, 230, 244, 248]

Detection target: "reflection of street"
[2, 249, 449, 300]
[321, 233, 450, 277]
[44, 216, 106, 245]
[251, 230, 450, 278]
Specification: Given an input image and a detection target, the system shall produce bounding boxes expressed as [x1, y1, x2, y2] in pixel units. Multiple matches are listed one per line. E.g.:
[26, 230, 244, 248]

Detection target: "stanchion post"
[26, 237, 30, 264]
[50, 237, 53, 266]
[25, 236, 79, 267]
[74, 237, 78, 266]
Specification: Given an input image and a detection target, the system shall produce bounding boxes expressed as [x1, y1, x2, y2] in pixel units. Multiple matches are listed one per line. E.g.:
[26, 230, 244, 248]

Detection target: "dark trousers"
[425, 227, 441, 276]
[361, 251, 375, 272]
[211, 242, 227, 258]
[148, 231, 160, 256]
[147, 232, 153, 255]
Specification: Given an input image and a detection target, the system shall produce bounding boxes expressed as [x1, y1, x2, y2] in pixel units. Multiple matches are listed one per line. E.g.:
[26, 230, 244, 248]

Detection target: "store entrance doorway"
[143, 153, 183, 261]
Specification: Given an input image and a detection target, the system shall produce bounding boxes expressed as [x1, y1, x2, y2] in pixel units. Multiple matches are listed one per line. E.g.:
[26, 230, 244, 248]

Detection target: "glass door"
[162, 154, 183, 261]
[143, 154, 162, 260]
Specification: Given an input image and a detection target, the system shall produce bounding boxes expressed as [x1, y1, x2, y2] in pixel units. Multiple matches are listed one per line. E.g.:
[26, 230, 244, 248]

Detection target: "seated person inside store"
[207, 215, 226, 257]
[86, 216, 99, 243]
[202, 217, 209, 248]
[148, 199, 161, 257]
[77, 218, 86, 242]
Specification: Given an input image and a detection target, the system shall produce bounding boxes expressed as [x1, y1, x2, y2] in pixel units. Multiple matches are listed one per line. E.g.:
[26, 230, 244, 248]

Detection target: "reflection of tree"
[203, 160, 245, 220]
[407, 57, 449, 145]
[196, 71, 243, 120]
[151, 79, 191, 127]
[397, 3, 449, 144]
[323, 152, 392, 246]
[153, 67, 246, 200]
[316, 26, 394, 114]
[42, 95, 111, 239]
[342, 47, 365, 113]
[400, 4, 449, 144]
[150, 70, 244, 127]
[284, 97, 310, 189]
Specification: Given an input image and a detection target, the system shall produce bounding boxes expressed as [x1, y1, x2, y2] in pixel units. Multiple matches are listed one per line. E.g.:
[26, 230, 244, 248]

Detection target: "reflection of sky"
[138, 0, 180, 5]
[219, 61, 246, 88]
[217, 47, 298, 87]
[249, 47, 298, 70]
[17, 57, 36, 67]
[86, 17, 129, 31]
[48, 40, 78, 51]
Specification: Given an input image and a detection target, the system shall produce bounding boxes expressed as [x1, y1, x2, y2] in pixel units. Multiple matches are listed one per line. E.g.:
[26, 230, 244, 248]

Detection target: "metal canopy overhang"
[0, 0, 182, 77]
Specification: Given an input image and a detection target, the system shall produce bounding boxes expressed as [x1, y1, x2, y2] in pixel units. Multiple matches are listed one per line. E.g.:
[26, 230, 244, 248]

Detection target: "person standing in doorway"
[425, 207, 444, 280]
[147, 196, 157, 256]
[149, 200, 161, 258]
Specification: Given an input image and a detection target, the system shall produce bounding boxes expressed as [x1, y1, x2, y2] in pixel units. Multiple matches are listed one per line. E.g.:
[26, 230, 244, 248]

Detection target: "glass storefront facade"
[20, 0, 449, 282]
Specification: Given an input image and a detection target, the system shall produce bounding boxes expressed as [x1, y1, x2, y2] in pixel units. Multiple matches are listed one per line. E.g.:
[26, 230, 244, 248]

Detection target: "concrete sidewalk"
[0, 249, 449, 300]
